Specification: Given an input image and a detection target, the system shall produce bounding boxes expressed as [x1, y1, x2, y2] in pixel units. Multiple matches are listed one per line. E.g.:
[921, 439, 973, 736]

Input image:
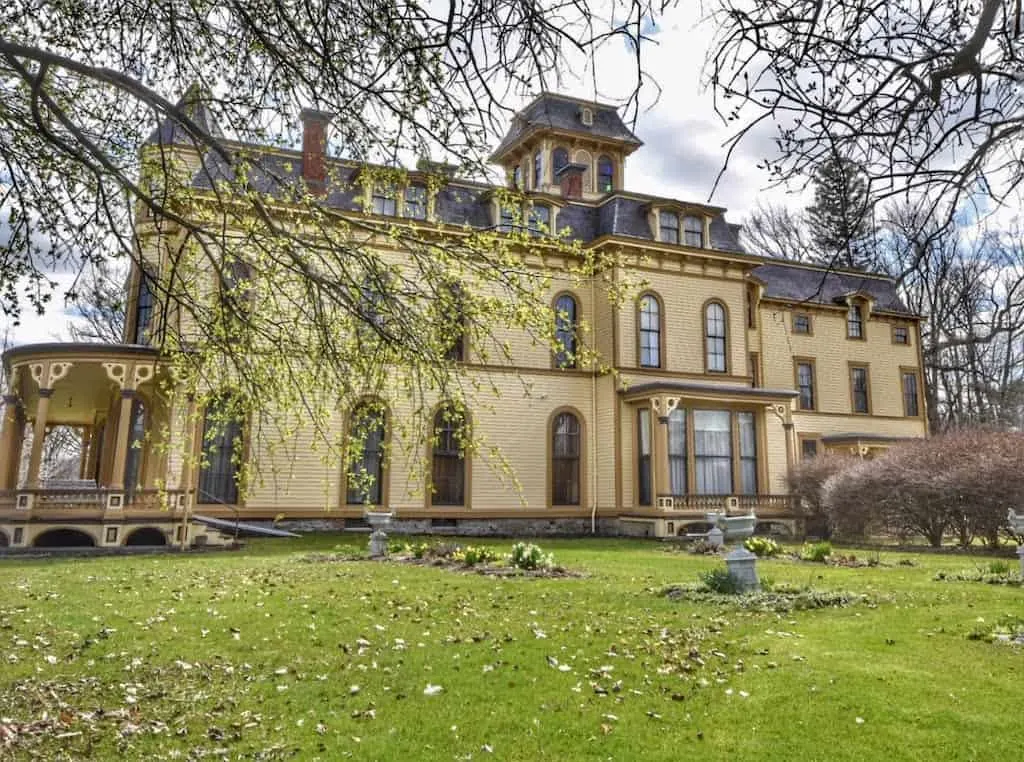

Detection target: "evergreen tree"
[806, 156, 874, 269]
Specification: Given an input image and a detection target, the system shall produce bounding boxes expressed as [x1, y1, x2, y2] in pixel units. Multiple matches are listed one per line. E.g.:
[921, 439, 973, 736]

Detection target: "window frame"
[658, 209, 680, 244]
[533, 150, 543, 190]
[428, 404, 470, 508]
[528, 202, 551, 235]
[901, 367, 922, 417]
[597, 155, 614, 193]
[636, 407, 652, 506]
[849, 363, 872, 414]
[794, 357, 817, 411]
[798, 434, 821, 460]
[196, 396, 245, 506]
[343, 401, 389, 507]
[552, 146, 570, 176]
[552, 291, 579, 369]
[371, 186, 398, 217]
[703, 299, 729, 374]
[403, 183, 428, 220]
[846, 302, 865, 340]
[683, 215, 705, 247]
[132, 269, 156, 345]
[549, 407, 584, 507]
[793, 312, 813, 335]
[892, 324, 911, 345]
[636, 291, 665, 369]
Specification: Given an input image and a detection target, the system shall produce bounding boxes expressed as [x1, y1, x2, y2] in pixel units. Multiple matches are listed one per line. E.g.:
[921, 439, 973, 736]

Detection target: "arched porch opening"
[34, 528, 96, 547]
[124, 527, 168, 546]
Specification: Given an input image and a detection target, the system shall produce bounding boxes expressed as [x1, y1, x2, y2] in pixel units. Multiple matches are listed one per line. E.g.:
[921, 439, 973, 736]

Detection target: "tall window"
[123, 399, 146, 492]
[404, 184, 427, 220]
[371, 186, 397, 216]
[198, 398, 243, 505]
[133, 272, 155, 344]
[796, 361, 816, 411]
[597, 156, 614, 192]
[346, 404, 386, 505]
[851, 365, 870, 413]
[705, 302, 727, 372]
[738, 412, 757, 495]
[528, 203, 551, 234]
[551, 412, 581, 505]
[847, 303, 864, 338]
[431, 406, 466, 506]
[659, 211, 680, 243]
[637, 408, 651, 505]
[683, 216, 704, 247]
[443, 283, 466, 361]
[553, 293, 578, 369]
[667, 408, 687, 496]
[499, 205, 516, 232]
[902, 371, 920, 417]
[512, 165, 522, 189]
[793, 313, 812, 334]
[552, 147, 569, 175]
[534, 150, 543, 189]
[638, 294, 661, 368]
[694, 410, 732, 495]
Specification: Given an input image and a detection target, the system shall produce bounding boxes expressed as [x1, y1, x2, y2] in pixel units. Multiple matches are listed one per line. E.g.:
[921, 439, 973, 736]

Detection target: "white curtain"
[694, 410, 732, 494]
[668, 408, 687, 495]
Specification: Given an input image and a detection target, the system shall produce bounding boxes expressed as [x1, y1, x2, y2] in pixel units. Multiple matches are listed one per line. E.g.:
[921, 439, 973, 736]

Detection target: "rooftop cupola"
[490, 93, 643, 200]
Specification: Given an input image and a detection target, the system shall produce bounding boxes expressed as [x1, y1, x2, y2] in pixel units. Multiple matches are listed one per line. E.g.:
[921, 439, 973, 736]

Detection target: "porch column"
[0, 395, 22, 489]
[653, 409, 671, 499]
[25, 389, 53, 488]
[783, 422, 795, 470]
[108, 390, 136, 490]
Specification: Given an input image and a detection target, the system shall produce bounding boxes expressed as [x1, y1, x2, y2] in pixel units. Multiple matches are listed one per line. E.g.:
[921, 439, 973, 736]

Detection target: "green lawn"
[0, 536, 1021, 761]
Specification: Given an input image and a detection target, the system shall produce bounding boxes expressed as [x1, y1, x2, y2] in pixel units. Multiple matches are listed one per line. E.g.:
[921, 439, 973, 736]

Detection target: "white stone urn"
[364, 510, 394, 558]
[705, 512, 758, 542]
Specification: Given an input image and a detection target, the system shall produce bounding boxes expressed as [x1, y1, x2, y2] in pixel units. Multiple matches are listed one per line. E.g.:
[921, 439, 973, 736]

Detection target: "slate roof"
[751, 262, 911, 315]
[145, 86, 225, 147]
[491, 93, 642, 159]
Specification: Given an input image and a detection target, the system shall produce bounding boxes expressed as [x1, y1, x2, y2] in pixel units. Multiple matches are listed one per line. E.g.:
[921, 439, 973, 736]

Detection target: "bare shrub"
[787, 453, 857, 538]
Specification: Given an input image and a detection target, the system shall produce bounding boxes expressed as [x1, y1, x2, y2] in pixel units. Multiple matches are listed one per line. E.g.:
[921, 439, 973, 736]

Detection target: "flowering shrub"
[744, 537, 781, 558]
[508, 542, 554, 570]
[800, 541, 833, 563]
[452, 545, 498, 566]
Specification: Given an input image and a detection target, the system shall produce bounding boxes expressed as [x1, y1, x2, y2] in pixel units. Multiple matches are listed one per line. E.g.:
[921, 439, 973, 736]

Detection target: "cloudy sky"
[4, 5, 793, 348]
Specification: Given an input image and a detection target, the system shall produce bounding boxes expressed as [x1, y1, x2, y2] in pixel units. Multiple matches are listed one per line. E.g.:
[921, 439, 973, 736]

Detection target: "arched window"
[597, 156, 614, 192]
[346, 403, 387, 505]
[133, 271, 155, 344]
[705, 302, 727, 372]
[123, 399, 146, 492]
[683, 216, 704, 247]
[197, 397, 244, 505]
[551, 411, 581, 505]
[431, 405, 466, 506]
[534, 150, 543, 189]
[552, 147, 569, 175]
[638, 294, 662, 368]
[553, 293, 578, 369]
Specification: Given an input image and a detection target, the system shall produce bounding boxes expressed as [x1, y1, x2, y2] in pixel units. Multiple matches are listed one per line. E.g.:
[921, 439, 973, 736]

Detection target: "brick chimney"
[301, 109, 332, 193]
[555, 162, 587, 200]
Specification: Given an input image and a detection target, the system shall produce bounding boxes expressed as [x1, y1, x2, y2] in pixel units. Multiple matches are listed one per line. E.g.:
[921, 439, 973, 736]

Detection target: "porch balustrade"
[655, 493, 795, 515]
[0, 487, 190, 514]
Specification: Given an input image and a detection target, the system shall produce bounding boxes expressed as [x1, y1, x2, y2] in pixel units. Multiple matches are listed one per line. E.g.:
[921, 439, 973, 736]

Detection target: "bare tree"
[67, 263, 127, 344]
[708, 0, 1024, 236]
[741, 201, 817, 262]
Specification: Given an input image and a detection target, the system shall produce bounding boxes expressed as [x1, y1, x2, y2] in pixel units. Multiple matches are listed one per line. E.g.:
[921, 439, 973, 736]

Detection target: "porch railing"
[0, 487, 190, 512]
[656, 494, 795, 514]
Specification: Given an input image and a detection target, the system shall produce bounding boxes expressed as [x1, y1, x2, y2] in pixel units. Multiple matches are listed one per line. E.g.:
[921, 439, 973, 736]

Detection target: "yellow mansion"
[0, 93, 927, 548]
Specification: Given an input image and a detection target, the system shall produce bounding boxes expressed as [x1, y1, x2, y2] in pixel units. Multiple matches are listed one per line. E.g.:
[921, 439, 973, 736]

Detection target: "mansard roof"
[490, 93, 643, 161]
[752, 261, 912, 315]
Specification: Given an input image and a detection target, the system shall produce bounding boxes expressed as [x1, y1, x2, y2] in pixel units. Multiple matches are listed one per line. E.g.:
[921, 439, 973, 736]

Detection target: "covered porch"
[618, 381, 800, 538]
[0, 343, 195, 547]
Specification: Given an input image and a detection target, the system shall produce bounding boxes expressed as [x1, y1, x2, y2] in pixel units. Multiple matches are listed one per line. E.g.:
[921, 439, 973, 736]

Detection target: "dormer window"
[683, 216, 704, 247]
[371, 186, 397, 216]
[580, 107, 593, 126]
[528, 203, 551, 235]
[404, 184, 427, 220]
[847, 303, 864, 339]
[597, 156, 614, 193]
[658, 210, 680, 244]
